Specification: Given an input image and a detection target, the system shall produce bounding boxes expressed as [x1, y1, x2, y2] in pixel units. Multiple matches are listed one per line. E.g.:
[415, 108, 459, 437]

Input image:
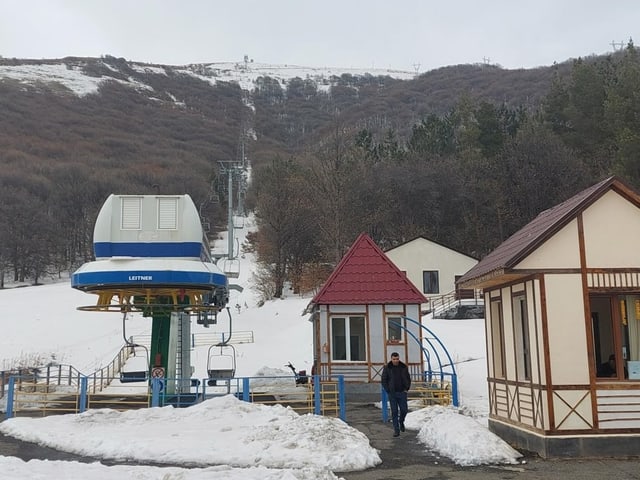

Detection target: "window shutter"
[158, 197, 178, 230]
[121, 197, 142, 230]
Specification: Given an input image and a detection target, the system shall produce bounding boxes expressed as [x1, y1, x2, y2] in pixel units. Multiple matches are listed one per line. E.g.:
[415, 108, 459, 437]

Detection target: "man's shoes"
[393, 431, 400, 437]
[400, 422, 405, 432]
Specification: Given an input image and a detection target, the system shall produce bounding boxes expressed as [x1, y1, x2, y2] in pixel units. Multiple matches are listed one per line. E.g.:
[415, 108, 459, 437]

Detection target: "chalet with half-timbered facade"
[458, 176, 640, 457]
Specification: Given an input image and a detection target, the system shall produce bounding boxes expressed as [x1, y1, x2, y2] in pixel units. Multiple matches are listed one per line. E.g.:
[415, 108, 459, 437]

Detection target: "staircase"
[428, 289, 484, 318]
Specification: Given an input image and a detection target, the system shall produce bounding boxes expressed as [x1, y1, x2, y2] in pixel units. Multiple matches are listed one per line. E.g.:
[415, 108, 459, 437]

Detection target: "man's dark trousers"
[389, 391, 408, 433]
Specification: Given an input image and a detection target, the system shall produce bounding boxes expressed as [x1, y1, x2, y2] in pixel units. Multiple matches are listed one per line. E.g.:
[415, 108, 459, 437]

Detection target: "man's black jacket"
[381, 360, 411, 393]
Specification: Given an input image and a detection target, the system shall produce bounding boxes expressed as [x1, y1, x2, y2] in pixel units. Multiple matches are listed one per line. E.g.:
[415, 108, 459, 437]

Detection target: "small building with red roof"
[306, 233, 427, 393]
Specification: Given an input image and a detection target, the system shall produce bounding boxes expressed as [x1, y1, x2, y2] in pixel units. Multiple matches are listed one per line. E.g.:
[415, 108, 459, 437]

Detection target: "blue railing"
[4, 374, 346, 421]
[381, 370, 458, 423]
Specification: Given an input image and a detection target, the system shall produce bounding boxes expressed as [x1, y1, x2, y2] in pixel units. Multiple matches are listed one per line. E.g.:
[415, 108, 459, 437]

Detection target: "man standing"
[381, 352, 411, 437]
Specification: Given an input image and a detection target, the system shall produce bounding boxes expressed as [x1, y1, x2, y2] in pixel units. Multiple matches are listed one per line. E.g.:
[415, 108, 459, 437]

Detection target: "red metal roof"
[311, 233, 427, 305]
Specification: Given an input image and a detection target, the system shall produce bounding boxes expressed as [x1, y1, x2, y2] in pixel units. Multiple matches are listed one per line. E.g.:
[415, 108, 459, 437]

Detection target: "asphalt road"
[338, 402, 640, 480]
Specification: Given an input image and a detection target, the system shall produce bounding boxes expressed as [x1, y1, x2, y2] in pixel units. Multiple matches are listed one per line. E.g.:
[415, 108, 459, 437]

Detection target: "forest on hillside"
[248, 44, 640, 297]
[0, 45, 639, 295]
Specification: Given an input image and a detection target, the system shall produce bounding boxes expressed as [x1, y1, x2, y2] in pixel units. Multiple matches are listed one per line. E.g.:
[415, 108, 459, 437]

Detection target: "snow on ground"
[0, 282, 150, 373]
[0, 215, 522, 479]
[1, 395, 379, 476]
[405, 405, 521, 466]
[178, 61, 416, 91]
[0, 63, 105, 96]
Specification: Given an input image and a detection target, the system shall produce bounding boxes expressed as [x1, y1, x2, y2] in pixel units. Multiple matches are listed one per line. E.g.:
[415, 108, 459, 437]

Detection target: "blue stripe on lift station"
[71, 269, 228, 288]
[94, 242, 203, 258]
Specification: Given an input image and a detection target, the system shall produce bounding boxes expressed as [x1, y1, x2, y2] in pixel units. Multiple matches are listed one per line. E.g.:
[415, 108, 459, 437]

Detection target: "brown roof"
[458, 176, 640, 288]
[310, 232, 427, 306]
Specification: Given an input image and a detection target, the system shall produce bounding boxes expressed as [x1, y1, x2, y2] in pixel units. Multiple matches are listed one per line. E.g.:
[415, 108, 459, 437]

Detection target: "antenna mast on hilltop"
[243, 54, 252, 71]
[413, 63, 421, 75]
[611, 40, 625, 51]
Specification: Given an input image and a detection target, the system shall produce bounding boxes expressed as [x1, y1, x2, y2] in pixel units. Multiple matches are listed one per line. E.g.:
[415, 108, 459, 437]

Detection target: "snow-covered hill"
[0, 57, 416, 97]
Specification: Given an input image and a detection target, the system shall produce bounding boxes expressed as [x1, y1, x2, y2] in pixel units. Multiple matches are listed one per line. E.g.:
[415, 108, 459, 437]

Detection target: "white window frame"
[386, 315, 404, 344]
[330, 315, 367, 362]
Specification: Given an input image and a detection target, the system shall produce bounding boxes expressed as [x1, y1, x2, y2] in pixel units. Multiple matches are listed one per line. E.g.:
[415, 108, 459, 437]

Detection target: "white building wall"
[544, 274, 590, 385]
[318, 306, 330, 366]
[386, 237, 477, 295]
[318, 303, 424, 380]
[553, 389, 593, 430]
[369, 304, 385, 363]
[515, 219, 580, 269]
[582, 190, 640, 268]
[597, 389, 640, 429]
[94, 194, 201, 246]
[328, 305, 367, 314]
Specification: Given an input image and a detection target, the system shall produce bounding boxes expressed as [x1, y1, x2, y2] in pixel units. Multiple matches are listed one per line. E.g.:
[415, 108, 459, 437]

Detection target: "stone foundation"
[489, 418, 640, 458]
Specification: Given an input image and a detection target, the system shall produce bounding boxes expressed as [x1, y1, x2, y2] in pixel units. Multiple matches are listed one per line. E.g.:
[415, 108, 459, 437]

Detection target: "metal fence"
[428, 289, 484, 316]
[380, 372, 457, 423]
[130, 331, 255, 348]
[3, 374, 346, 421]
[0, 331, 256, 401]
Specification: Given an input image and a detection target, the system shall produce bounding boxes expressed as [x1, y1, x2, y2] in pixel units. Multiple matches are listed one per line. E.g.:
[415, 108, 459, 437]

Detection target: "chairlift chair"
[119, 344, 150, 383]
[207, 344, 237, 387]
[222, 258, 240, 279]
[233, 216, 245, 229]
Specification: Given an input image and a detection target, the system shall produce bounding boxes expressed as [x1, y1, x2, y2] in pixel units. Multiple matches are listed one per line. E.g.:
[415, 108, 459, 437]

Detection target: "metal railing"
[0, 350, 132, 401]
[131, 331, 255, 347]
[381, 372, 457, 423]
[0, 331, 255, 400]
[428, 289, 483, 317]
[1, 369, 36, 399]
[4, 374, 346, 421]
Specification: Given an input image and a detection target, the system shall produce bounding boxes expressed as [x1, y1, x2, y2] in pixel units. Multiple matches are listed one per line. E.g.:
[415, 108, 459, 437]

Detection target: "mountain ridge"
[0, 55, 418, 98]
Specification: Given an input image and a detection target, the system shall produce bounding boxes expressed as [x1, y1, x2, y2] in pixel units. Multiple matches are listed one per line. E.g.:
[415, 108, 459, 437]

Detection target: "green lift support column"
[150, 311, 172, 380]
[146, 295, 193, 399]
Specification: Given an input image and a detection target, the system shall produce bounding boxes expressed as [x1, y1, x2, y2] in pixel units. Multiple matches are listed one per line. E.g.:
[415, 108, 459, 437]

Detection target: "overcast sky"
[2, 1, 638, 72]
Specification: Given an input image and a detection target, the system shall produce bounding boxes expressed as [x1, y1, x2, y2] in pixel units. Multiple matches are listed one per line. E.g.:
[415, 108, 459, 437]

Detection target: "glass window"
[591, 294, 640, 380]
[331, 316, 366, 361]
[387, 316, 403, 343]
[423, 271, 439, 294]
[490, 299, 505, 378]
[350, 317, 366, 361]
[331, 317, 346, 361]
[513, 294, 531, 381]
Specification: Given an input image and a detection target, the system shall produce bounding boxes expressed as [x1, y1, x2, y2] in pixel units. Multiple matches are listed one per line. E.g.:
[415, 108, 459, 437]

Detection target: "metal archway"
[390, 316, 458, 406]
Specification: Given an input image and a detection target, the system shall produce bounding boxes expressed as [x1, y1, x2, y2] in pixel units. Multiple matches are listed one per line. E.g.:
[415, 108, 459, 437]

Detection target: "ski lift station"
[3, 194, 342, 421]
[71, 194, 230, 395]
